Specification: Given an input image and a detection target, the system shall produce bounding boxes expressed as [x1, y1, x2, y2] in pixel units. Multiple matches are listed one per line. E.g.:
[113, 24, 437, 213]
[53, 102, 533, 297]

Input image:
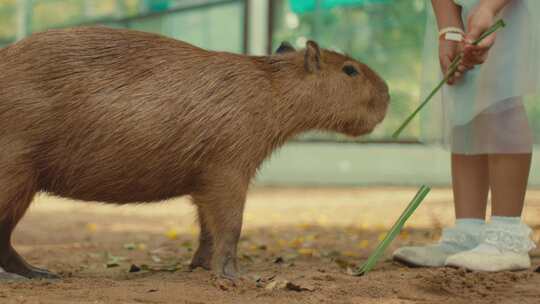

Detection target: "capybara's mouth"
[370, 95, 390, 125]
[342, 121, 375, 138]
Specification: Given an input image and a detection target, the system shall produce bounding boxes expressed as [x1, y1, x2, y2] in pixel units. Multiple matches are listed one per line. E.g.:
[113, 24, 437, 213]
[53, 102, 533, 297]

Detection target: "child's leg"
[451, 154, 489, 219]
[393, 154, 488, 267]
[392, 123, 491, 267]
[489, 153, 531, 216]
[446, 101, 535, 271]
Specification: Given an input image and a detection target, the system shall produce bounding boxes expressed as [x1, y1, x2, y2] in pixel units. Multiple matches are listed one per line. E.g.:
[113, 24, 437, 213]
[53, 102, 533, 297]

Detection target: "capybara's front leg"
[190, 206, 213, 270]
[193, 175, 248, 279]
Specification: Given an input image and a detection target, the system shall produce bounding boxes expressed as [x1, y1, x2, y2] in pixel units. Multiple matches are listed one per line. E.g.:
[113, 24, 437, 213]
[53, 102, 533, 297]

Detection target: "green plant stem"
[351, 185, 431, 276]
[391, 19, 506, 139]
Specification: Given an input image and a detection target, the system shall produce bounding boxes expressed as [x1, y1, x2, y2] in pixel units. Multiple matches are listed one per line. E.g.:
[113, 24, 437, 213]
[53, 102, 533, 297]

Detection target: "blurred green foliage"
[272, 0, 540, 143]
[273, 0, 426, 141]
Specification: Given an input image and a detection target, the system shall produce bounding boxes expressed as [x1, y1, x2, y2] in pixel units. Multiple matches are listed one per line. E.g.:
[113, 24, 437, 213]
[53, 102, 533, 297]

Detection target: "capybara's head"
[274, 41, 389, 137]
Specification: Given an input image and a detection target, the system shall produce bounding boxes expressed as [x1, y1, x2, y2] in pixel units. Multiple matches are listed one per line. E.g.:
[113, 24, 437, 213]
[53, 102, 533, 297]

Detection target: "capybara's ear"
[275, 41, 295, 54]
[304, 40, 321, 73]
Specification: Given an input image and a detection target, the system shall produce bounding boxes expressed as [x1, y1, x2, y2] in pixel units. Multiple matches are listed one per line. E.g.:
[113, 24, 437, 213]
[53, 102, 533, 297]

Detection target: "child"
[393, 0, 539, 271]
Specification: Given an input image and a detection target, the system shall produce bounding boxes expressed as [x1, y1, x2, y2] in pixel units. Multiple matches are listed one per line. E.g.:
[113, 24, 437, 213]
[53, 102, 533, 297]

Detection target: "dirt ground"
[2, 187, 540, 304]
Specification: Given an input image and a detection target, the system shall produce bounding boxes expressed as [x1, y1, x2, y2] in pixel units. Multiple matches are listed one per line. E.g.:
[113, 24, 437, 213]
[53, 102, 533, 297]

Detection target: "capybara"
[0, 27, 389, 280]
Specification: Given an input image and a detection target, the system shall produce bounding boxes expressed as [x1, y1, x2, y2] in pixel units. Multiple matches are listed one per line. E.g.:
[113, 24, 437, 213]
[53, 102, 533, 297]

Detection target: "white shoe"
[393, 226, 480, 267]
[445, 222, 536, 272]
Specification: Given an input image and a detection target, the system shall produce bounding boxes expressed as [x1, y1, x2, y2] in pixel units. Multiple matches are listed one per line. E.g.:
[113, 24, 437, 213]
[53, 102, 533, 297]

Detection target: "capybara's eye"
[342, 65, 359, 77]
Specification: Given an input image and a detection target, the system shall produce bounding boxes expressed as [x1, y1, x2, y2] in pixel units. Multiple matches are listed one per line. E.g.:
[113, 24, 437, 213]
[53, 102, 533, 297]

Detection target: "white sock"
[490, 215, 522, 225]
[453, 218, 485, 239]
[472, 216, 526, 254]
[455, 218, 485, 230]
[438, 218, 484, 249]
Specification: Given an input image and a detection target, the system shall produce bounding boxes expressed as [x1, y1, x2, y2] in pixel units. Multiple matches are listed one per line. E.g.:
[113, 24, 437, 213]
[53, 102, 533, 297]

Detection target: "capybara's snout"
[341, 64, 390, 137]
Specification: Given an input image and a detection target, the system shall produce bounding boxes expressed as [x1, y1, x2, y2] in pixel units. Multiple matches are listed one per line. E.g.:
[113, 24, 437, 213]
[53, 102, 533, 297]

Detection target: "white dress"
[420, 0, 540, 154]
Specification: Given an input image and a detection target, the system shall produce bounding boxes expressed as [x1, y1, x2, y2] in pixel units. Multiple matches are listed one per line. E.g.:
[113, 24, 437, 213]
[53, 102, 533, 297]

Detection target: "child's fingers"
[447, 70, 459, 85]
[463, 33, 495, 65]
[465, 32, 496, 49]
[457, 64, 472, 73]
[441, 56, 455, 85]
[440, 56, 451, 74]
[462, 48, 488, 66]
[477, 34, 496, 49]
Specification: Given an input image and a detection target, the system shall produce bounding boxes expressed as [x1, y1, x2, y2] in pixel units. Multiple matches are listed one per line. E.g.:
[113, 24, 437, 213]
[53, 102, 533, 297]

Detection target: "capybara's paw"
[189, 259, 211, 271]
[212, 275, 237, 291]
[190, 250, 212, 271]
[212, 256, 239, 279]
[24, 268, 60, 280]
[211, 274, 256, 291]
[0, 272, 27, 282]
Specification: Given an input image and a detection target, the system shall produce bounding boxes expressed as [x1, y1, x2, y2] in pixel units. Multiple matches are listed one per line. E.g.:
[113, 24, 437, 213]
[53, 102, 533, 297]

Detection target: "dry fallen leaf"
[290, 238, 304, 248]
[274, 257, 285, 264]
[105, 253, 127, 268]
[137, 243, 147, 251]
[334, 258, 353, 270]
[265, 279, 315, 292]
[123, 243, 136, 250]
[265, 280, 288, 291]
[128, 264, 141, 273]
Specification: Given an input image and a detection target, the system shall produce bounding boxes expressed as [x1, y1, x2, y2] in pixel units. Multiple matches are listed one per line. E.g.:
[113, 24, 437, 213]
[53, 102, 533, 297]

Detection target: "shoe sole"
[392, 255, 442, 268]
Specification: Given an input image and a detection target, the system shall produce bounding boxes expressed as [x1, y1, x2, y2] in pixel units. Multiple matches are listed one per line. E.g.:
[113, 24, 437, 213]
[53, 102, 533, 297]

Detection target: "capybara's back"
[0, 27, 389, 280]
[0, 27, 274, 203]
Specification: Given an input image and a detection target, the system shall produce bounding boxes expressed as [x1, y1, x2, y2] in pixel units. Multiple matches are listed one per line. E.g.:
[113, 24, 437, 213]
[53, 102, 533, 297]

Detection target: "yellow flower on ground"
[86, 223, 97, 233]
[165, 228, 179, 240]
[297, 248, 315, 256]
[358, 240, 370, 249]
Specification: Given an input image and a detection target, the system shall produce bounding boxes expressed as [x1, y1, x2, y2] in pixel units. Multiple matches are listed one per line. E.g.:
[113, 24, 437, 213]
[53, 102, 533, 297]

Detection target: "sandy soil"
[1, 187, 540, 304]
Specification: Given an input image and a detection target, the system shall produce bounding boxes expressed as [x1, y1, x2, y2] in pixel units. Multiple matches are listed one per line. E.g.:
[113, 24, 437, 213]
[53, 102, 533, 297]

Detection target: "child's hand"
[439, 39, 470, 85]
[462, 5, 497, 66]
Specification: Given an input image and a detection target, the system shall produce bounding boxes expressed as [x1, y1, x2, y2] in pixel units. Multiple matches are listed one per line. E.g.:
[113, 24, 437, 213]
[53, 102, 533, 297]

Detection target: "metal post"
[242, 0, 250, 54]
[313, 0, 322, 40]
[16, 0, 32, 40]
[247, 0, 269, 55]
[115, 0, 126, 18]
[83, 0, 95, 19]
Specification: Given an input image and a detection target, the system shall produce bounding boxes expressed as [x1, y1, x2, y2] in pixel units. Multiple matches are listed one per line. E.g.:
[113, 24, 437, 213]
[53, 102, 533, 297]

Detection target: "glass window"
[0, 0, 244, 53]
[124, 2, 244, 53]
[0, 0, 16, 47]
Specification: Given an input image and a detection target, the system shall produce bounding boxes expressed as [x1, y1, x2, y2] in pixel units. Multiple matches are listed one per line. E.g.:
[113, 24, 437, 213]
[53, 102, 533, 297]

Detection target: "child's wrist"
[439, 27, 465, 42]
[479, 0, 510, 15]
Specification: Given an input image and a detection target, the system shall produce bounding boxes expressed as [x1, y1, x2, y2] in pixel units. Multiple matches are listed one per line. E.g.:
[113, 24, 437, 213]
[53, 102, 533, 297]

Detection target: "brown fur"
[0, 27, 389, 279]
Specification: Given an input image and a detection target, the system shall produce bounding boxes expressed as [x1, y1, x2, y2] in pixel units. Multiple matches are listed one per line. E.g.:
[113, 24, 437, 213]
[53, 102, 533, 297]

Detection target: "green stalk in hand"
[392, 19, 506, 139]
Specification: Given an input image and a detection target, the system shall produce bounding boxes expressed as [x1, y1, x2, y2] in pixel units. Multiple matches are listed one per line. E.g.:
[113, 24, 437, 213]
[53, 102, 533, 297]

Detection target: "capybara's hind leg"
[0, 162, 58, 280]
[190, 206, 213, 270]
[194, 176, 248, 279]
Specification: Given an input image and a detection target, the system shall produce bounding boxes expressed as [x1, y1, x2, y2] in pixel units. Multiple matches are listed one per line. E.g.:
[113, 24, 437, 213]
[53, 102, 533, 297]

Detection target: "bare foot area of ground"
[2, 187, 540, 304]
